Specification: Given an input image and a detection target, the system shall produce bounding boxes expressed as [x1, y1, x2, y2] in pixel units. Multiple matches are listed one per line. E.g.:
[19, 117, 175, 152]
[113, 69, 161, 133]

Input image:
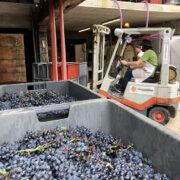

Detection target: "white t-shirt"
[137, 51, 144, 58]
[132, 51, 155, 83]
[133, 62, 156, 83]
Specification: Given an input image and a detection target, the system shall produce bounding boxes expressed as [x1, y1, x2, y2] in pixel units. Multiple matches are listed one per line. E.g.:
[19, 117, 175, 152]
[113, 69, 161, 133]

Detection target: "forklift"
[99, 27, 180, 125]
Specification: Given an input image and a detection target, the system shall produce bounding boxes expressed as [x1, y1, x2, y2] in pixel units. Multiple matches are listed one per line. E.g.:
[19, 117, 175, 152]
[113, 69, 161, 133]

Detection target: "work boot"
[111, 84, 123, 94]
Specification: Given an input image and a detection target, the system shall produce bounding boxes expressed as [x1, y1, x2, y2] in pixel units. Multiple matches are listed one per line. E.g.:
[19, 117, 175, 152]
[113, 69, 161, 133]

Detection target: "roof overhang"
[63, 0, 180, 31]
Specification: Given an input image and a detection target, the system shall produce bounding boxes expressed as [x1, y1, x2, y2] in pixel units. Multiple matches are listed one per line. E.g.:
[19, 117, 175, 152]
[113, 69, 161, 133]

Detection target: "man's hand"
[121, 60, 128, 66]
[121, 59, 143, 68]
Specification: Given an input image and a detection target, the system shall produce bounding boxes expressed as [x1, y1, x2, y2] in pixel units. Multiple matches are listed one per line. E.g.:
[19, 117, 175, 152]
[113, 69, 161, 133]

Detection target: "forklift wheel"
[148, 107, 170, 125]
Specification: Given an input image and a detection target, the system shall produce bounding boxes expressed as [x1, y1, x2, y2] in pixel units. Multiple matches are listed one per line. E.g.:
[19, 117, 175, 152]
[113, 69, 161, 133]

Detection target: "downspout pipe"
[59, 0, 67, 80]
[49, 0, 58, 81]
[31, 18, 38, 63]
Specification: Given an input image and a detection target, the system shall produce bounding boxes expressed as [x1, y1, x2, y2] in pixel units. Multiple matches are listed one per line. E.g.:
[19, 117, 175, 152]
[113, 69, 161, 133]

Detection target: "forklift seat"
[143, 65, 161, 83]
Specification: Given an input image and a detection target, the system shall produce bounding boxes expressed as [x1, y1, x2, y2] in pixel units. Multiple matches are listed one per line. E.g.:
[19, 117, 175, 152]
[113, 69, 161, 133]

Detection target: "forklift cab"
[99, 28, 180, 125]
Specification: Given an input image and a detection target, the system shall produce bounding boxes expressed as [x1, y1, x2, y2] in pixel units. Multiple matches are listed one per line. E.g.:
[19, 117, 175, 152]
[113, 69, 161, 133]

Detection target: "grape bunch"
[0, 90, 77, 110]
[0, 126, 169, 180]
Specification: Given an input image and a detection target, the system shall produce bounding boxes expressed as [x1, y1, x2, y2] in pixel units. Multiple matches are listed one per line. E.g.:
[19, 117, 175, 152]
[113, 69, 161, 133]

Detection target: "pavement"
[166, 105, 180, 134]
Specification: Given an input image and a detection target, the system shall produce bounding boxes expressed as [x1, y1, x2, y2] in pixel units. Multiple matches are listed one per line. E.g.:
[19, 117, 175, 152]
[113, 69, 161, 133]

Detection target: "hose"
[113, 0, 123, 29]
[141, 0, 149, 28]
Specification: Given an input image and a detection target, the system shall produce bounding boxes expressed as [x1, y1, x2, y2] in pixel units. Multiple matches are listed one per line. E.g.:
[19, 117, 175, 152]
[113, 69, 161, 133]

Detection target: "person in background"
[112, 40, 158, 94]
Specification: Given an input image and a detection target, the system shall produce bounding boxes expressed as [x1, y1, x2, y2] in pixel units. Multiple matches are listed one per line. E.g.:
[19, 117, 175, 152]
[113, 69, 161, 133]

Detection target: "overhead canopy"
[1, 0, 180, 32]
[63, 0, 180, 31]
[0, 0, 86, 28]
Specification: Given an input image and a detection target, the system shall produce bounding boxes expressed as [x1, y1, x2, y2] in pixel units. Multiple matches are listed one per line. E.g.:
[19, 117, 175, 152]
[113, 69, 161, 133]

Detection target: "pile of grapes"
[0, 126, 169, 180]
[0, 91, 76, 110]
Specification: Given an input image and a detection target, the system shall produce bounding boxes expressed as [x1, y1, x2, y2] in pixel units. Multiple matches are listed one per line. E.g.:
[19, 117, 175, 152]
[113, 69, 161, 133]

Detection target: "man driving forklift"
[99, 27, 179, 125]
[112, 40, 158, 94]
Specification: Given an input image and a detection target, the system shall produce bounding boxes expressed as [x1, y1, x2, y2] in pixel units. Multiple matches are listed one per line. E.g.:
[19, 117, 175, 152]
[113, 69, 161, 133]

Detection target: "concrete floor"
[166, 105, 180, 135]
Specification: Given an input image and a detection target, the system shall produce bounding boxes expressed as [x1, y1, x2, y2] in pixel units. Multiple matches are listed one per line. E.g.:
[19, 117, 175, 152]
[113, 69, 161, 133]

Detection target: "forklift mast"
[92, 25, 110, 91]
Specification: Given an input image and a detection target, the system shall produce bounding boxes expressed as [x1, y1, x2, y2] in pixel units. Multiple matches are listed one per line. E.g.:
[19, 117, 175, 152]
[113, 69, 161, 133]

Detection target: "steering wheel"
[109, 56, 124, 78]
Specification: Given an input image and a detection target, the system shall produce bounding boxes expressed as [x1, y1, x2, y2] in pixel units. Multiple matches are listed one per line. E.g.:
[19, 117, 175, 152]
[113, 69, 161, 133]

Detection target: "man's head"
[142, 40, 152, 51]
[135, 44, 142, 53]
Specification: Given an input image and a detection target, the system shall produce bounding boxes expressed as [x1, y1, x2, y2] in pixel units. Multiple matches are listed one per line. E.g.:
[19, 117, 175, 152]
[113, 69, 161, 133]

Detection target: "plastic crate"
[50, 63, 79, 80]
[32, 62, 87, 87]
[78, 62, 87, 86]
[0, 99, 179, 179]
[32, 63, 51, 81]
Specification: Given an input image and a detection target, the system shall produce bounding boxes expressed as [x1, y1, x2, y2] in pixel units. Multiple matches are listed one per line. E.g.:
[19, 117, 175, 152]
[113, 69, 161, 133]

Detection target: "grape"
[0, 126, 169, 179]
[0, 90, 77, 110]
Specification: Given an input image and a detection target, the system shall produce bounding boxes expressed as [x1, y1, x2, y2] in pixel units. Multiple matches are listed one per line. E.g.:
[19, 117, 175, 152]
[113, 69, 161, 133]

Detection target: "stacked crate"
[32, 62, 88, 87]
[0, 34, 27, 84]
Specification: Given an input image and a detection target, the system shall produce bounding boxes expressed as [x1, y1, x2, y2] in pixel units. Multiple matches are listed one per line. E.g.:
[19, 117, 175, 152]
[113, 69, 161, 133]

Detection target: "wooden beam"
[38, 26, 49, 62]
[38, 0, 85, 26]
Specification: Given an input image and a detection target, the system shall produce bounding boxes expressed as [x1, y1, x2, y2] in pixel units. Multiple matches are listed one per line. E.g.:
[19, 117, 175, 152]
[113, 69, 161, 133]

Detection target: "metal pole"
[59, 0, 67, 80]
[32, 22, 38, 63]
[161, 29, 171, 85]
[31, 10, 38, 63]
[49, 0, 58, 81]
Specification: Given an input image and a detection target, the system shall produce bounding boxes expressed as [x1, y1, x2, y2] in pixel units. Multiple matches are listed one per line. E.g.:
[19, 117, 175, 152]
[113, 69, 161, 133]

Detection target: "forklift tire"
[148, 107, 170, 125]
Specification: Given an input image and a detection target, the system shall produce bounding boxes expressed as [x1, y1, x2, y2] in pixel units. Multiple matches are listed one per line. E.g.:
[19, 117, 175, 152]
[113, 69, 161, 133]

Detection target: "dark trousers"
[119, 68, 133, 91]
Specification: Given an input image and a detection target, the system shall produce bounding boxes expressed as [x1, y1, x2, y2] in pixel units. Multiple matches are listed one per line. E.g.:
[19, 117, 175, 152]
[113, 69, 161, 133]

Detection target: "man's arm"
[121, 59, 144, 68]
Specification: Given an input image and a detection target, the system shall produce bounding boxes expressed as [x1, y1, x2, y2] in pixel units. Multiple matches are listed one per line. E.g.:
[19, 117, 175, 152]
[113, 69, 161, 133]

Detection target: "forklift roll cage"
[101, 27, 173, 91]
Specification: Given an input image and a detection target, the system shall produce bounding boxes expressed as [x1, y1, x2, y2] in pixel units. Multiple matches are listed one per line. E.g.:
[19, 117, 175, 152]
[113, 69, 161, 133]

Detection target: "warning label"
[129, 85, 155, 95]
